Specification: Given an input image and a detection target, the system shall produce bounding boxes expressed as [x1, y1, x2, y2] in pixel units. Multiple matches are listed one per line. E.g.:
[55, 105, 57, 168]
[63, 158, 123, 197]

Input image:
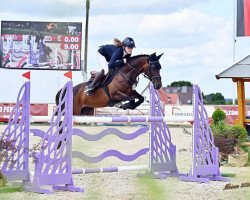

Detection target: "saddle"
[87, 69, 120, 106]
[87, 69, 115, 89]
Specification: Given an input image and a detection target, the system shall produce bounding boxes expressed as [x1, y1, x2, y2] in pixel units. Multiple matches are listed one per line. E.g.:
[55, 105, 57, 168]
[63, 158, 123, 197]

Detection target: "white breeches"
[96, 52, 109, 75]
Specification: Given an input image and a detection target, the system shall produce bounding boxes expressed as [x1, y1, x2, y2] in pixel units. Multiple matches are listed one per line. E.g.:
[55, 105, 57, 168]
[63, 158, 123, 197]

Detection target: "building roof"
[158, 88, 179, 104]
[140, 85, 180, 104]
[141, 84, 192, 105]
[162, 86, 193, 104]
[216, 55, 250, 79]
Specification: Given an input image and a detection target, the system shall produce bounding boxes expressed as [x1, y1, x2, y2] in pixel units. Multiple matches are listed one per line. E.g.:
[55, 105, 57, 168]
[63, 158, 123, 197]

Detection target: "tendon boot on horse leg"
[112, 90, 136, 110]
[120, 99, 136, 110]
[85, 69, 105, 95]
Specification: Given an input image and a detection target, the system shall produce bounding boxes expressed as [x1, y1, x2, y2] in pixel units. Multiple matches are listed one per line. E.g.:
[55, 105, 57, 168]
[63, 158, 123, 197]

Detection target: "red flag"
[22, 71, 30, 80]
[64, 71, 72, 80]
[237, 0, 250, 36]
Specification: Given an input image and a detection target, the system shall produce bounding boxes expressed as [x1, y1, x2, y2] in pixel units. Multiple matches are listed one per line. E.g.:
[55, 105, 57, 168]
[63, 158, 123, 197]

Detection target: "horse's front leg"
[121, 90, 144, 110]
[112, 91, 135, 110]
[130, 90, 144, 109]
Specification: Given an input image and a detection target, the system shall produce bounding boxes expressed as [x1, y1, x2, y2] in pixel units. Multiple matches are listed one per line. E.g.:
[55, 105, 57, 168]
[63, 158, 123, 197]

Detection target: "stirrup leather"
[84, 85, 93, 93]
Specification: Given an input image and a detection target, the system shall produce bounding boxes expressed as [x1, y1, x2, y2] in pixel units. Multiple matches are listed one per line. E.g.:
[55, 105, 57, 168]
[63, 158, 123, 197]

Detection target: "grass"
[136, 178, 168, 200]
[0, 185, 22, 194]
[221, 173, 236, 178]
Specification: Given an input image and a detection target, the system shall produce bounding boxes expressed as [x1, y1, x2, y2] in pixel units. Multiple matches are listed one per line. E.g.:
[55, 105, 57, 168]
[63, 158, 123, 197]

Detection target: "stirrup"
[86, 89, 95, 96]
[84, 85, 94, 95]
[85, 87, 92, 93]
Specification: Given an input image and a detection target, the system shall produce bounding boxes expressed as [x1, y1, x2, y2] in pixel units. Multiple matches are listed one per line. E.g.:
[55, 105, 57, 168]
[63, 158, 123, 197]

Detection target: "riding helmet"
[122, 37, 136, 48]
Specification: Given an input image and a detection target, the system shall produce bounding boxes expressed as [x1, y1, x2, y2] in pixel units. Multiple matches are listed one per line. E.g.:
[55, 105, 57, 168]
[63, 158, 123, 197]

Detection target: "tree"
[204, 93, 226, 105]
[168, 81, 192, 87]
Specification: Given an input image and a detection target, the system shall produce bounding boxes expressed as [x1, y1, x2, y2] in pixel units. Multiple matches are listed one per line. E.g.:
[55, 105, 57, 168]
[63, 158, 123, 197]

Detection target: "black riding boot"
[85, 69, 105, 95]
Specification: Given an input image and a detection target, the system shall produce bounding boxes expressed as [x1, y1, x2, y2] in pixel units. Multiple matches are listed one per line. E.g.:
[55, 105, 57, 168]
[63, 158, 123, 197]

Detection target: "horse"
[56, 52, 164, 115]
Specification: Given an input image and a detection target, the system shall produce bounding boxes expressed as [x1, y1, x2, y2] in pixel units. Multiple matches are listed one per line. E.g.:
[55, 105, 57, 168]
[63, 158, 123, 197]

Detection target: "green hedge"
[212, 108, 226, 125]
[211, 108, 248, 155]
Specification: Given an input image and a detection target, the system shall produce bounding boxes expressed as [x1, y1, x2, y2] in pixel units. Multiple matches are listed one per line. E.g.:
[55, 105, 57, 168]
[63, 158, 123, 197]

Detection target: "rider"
[85, 37, 136, 94]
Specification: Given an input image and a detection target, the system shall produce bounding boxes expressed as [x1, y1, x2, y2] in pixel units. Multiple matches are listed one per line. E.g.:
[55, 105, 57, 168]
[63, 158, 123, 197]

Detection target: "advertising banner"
[0, 103, 48, 122]
[165, 105, 250, 125]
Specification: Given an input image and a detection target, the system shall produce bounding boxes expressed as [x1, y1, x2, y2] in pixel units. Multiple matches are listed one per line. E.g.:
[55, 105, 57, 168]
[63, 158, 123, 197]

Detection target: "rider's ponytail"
[113, 38, 122, 47]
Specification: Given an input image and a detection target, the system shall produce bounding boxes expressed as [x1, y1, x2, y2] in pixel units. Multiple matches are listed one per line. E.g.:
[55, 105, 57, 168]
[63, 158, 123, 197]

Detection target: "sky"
[0, 0, 250, 103]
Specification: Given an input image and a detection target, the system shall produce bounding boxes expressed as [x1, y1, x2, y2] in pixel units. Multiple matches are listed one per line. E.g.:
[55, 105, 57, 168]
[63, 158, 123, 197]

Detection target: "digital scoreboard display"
[0, 21, 82, 71]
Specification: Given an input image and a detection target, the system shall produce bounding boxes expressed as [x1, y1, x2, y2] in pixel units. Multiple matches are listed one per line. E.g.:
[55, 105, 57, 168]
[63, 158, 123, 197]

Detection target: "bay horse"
[56, 52, 163, 115]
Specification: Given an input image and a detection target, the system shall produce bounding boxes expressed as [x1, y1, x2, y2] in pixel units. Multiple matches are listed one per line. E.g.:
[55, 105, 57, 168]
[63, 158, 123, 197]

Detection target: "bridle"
[118, 59, 161, 85]
[147, 61, 162, 82]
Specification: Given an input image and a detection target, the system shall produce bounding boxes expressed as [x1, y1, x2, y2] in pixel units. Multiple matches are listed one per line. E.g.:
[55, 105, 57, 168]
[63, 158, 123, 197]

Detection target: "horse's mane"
[128, 54, 149, 62]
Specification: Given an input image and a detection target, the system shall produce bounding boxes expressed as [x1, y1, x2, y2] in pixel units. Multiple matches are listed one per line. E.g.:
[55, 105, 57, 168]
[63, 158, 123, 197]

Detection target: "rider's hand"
[123, 58, 127, 63]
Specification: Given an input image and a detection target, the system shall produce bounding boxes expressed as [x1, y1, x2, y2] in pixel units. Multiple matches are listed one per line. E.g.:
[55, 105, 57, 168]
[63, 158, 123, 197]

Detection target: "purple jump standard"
[1, 82, 30, 183]
[179, 86, 229, 182]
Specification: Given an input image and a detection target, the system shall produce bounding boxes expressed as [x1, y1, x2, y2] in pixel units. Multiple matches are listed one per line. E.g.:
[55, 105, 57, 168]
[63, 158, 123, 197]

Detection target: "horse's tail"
[55, 88, 62, 106]
[55, 88, 66, 149]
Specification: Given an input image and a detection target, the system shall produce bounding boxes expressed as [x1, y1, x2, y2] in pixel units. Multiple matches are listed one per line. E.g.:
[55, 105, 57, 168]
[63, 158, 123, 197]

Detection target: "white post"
[232, 0, 236, 105]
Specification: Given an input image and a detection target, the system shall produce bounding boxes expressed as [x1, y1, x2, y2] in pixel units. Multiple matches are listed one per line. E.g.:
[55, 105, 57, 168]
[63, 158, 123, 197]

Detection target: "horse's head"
[124, 53, 163, 89]
[144, 53, 163, 89]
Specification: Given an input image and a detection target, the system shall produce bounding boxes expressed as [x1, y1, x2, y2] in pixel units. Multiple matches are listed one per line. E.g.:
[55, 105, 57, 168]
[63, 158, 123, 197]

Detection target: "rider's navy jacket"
[98, 44, 131, 69]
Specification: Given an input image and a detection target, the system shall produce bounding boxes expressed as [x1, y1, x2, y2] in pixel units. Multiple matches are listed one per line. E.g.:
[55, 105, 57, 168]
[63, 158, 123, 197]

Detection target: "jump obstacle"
[0, 81, 228, 193]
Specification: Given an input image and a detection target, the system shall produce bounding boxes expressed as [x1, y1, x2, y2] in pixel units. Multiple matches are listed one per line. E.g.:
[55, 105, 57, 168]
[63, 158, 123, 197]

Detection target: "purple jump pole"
[179, 85, 229, 182]
[0, 82, 30, 183]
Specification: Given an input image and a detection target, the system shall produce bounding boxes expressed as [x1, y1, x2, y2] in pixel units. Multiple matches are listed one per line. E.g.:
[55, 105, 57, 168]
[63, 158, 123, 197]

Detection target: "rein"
[117, 62, 141, 86]
[118, 68, 137, 85]
[118, 60, 161, 86]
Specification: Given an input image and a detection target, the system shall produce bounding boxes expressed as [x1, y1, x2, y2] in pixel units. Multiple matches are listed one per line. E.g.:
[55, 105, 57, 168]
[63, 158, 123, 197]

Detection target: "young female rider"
[85, 37, 135, 94]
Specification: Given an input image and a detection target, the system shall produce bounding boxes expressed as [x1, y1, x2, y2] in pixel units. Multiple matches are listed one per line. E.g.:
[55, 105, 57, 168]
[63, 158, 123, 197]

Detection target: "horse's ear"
[149, 52, 156, 59]
[157, 53, 164, 60]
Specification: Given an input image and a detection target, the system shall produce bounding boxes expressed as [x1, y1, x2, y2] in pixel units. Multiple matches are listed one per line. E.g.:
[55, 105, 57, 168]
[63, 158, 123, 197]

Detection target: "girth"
[103, 85, 120, 107]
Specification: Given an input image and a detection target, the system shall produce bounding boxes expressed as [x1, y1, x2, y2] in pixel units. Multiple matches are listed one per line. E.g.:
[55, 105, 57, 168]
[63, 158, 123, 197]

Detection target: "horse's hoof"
[122, 104, 130, 110]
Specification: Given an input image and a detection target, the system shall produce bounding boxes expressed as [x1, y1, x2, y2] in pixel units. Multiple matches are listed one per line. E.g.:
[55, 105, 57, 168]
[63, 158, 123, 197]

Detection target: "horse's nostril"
[155, 82, 162, 90]
[154, 83, 160, 90]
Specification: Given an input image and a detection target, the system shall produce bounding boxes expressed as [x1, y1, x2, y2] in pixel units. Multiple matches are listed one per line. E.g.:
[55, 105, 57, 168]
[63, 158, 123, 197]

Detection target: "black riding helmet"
[122, 37, 136, 48]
